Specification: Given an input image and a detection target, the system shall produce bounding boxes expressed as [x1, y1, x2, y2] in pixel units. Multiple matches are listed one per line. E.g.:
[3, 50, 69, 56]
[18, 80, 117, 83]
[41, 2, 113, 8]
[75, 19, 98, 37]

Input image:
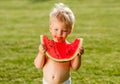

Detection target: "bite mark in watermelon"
[40, 35, 83, 62]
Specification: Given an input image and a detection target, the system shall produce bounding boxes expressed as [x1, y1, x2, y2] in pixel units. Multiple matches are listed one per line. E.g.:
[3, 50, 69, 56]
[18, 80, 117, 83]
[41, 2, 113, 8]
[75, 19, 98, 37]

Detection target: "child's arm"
[71, 55, 81, 70]
[70, 46, 84, 70]
[34, 44, 46, 69]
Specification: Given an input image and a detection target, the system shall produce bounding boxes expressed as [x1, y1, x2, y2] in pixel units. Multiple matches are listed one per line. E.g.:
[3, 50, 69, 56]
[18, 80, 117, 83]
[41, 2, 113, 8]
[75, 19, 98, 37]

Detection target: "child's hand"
[39, 44, 46, 56]
[77, 46, 84, 57]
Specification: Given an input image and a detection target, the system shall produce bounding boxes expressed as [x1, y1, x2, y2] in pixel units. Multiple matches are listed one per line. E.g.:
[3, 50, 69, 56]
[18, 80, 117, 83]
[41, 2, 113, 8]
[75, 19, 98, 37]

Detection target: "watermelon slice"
[40, 35, 83, 62]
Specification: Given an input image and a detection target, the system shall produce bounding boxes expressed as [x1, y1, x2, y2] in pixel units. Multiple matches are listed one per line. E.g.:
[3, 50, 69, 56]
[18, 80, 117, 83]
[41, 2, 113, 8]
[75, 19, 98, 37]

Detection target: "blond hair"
[49, 3, 75, 29]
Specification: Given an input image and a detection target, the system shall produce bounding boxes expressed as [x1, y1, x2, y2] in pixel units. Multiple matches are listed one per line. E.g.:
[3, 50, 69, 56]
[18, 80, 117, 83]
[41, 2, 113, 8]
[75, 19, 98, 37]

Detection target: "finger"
[78, 46, 84, 55]
[39, 44, 46, 51]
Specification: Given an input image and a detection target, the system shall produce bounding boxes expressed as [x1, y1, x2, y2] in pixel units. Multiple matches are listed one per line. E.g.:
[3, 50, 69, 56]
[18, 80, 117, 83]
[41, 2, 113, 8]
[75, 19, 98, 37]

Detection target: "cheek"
[49, 24, 54, 32]
[50, 30, 57, 37]
[62, 33, 68, 38]
[49, 28, 54, 34]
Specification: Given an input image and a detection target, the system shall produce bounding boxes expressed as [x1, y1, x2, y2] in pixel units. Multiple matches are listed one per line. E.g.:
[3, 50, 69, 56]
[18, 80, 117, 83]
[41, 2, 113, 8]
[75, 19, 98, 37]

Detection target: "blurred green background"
[0, 0, 120, 84]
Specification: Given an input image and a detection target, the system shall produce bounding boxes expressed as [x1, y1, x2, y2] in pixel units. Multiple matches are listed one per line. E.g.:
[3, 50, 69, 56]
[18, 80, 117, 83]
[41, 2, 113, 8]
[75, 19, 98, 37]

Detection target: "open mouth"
[55, 37, 64, 42]
[56, 37, 63, 39]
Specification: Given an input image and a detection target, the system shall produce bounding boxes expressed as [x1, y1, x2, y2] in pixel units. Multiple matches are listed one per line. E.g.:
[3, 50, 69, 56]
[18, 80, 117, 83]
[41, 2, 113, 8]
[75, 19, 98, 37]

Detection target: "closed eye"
[63, 30, 68, 32]
[54, 28, 58, 31]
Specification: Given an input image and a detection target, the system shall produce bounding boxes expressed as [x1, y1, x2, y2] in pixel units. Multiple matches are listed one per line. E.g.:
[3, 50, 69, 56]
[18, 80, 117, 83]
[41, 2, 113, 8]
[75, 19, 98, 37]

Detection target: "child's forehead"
[50, 17, 68, 25]
[50, 18, 63, 24]
[50, 17, 72, 29]
[50, 17, 61, 22]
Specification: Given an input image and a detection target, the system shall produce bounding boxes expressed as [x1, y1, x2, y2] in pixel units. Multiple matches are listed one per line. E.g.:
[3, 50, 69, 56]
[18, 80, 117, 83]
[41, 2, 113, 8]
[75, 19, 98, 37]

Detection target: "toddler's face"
[50, 18, 71, 42]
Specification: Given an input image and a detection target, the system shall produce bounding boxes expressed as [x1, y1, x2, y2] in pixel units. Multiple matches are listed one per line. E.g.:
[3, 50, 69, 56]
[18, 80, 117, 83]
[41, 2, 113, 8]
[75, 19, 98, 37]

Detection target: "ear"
[49, 26, 51, 33]
[49, 24, 52, 33]
[68, 29, 72, 34]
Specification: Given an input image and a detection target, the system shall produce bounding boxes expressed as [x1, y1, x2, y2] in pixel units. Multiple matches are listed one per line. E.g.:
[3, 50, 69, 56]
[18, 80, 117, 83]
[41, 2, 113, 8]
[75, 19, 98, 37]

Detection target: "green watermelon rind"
[40, 35, 83, 62]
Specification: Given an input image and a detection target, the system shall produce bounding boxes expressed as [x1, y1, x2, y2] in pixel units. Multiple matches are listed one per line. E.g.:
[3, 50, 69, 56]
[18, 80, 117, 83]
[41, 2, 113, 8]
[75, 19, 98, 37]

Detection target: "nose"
[58, 30, 62, 37]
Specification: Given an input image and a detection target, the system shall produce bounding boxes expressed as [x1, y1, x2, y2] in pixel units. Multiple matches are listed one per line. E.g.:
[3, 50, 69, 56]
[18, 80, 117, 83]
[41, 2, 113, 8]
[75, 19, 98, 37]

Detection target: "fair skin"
[34, 18, 84, 84]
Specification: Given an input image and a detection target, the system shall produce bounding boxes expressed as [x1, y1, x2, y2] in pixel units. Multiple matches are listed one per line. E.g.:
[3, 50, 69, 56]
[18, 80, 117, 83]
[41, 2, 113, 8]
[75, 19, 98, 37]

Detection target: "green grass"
[0, 0, 120, 84]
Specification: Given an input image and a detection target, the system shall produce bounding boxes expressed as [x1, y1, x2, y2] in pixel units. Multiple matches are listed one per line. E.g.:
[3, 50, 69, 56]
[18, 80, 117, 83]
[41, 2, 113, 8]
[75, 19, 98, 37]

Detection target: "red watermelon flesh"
[41, 35, 83, 62]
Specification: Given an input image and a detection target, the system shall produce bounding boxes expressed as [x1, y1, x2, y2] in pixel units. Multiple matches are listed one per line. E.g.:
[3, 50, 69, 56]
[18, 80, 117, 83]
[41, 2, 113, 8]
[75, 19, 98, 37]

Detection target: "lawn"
[0, 0, 120, 84]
